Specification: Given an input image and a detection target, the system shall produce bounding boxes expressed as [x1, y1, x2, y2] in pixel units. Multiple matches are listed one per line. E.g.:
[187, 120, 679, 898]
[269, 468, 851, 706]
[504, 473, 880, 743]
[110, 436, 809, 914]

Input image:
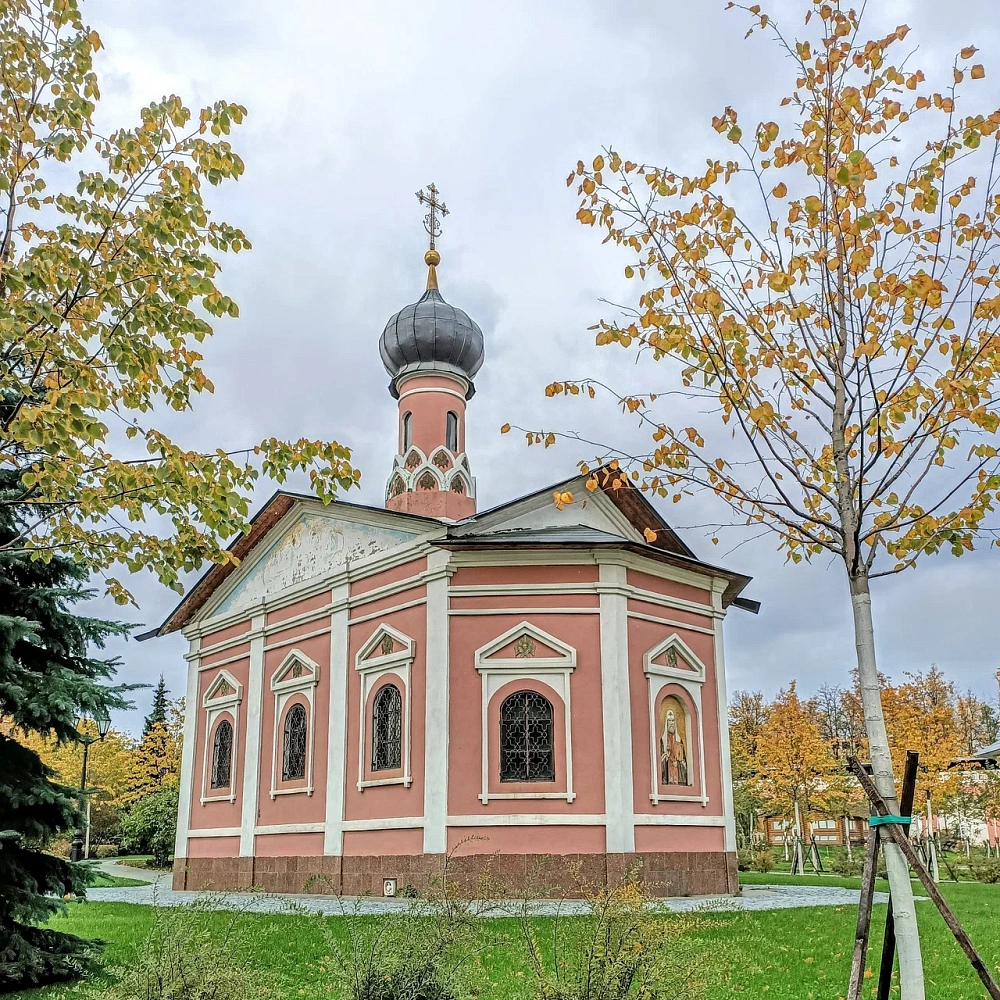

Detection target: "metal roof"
[380, 286, 484, 388]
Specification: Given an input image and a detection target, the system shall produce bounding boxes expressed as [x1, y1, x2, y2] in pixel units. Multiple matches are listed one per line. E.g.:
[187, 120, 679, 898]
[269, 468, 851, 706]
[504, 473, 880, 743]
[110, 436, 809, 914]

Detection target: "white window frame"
[355, 623, 414, 790]
[269, 648, 320, 799]
[643, 633, 708, 806]
[201, 669, 243, 805]
[474, 621, 576, 804]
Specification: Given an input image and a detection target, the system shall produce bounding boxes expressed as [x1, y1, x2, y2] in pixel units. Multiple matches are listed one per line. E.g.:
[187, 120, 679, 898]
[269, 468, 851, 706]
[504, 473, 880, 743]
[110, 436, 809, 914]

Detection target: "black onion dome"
[380, 263, 485, 392]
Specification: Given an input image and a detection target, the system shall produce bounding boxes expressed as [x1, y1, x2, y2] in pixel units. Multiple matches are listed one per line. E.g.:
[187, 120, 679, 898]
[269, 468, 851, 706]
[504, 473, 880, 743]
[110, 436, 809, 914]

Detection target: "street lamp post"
[69, 708, 111, 864]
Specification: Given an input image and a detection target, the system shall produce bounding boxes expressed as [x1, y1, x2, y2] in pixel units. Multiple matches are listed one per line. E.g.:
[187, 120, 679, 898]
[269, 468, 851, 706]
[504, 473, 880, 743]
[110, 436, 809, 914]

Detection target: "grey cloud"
[77, 0, 1000, 731]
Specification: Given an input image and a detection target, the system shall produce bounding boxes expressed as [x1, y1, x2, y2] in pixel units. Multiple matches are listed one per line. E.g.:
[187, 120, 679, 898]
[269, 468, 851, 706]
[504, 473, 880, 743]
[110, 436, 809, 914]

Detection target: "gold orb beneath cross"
[424, 249, 441, 267]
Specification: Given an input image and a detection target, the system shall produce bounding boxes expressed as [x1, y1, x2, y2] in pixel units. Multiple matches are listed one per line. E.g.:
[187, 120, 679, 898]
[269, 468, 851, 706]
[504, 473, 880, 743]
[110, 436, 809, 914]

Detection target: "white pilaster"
[239, 614, 266, 856]
[598, 561, 635, 852]
[324, 583, 350, 855]
[174, 635, 201, 860]
[712, 589, 737, 853]
[423, 549, 452, 854]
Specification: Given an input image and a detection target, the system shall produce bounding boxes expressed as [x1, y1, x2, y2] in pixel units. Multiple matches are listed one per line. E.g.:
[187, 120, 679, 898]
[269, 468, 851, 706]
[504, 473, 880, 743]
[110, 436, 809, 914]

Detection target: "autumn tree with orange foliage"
[515, 2, 1000, 990]
[752, 682, 841, 837]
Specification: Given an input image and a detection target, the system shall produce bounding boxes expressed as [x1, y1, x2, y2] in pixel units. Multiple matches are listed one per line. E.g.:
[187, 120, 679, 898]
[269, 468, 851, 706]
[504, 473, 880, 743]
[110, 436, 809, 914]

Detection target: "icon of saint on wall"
[659, 695, 690, 786]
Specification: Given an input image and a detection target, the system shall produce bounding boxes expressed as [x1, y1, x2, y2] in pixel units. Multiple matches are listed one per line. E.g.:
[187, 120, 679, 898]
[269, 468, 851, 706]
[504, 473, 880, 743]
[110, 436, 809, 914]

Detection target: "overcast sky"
[79, 0, 1000, 734]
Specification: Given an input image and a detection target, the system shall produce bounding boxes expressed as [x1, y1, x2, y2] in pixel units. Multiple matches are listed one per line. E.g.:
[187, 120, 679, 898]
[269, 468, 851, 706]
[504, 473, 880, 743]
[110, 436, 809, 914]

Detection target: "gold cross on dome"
[416, 182, 449, 252]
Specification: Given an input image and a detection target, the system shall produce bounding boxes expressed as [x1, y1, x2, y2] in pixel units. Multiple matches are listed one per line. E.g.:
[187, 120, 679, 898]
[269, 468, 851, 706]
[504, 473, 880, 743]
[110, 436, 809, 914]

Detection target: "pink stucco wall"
[447, 826, 607, 854]
[256, 629, 331, 828]
[189, 656, 249, 832]
[448, 609, 606, 822]
[344, 601, 427, 823]
[626, 613, 724, 821]
[396, 373, 467, 456]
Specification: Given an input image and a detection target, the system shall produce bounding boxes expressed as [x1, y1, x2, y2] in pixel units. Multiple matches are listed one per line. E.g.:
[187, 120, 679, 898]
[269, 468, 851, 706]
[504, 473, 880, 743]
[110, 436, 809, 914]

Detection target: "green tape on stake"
[869, 815, 912, 827]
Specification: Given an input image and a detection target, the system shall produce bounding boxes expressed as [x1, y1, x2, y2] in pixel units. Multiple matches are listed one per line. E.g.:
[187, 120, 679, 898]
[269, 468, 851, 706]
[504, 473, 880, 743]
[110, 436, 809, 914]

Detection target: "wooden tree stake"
[848, 757, 1000, 1000]
[877, 751, 919, 1000]
[847, 825, 881, 1000]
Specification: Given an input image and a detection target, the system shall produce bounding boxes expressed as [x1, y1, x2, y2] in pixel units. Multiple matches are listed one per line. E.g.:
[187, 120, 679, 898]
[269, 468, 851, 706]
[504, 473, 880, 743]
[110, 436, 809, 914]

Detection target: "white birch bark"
[844, 815, 853, 861]
[851, 582, 925, 1000]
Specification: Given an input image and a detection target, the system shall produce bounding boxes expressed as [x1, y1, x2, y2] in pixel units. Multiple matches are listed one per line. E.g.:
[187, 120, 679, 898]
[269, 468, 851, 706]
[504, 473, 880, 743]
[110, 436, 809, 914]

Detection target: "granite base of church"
[173, 851, 738, 898]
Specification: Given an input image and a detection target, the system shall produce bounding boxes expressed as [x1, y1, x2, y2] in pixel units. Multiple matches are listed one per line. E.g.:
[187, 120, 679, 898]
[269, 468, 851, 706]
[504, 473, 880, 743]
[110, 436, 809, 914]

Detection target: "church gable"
[357, 623, 416, 665]
[203, 669, 243, 707]
[643, 634, 707, 681]
[456, 475, 640, 541]
[475, 621, 576, 670]
[212, 508, 427, 618]
[270, 649, 319, 690]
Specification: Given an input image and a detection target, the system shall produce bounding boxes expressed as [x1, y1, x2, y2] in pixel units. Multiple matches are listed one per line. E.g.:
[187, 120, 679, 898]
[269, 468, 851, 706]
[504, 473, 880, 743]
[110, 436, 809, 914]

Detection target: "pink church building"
[145, 232, 756, 898]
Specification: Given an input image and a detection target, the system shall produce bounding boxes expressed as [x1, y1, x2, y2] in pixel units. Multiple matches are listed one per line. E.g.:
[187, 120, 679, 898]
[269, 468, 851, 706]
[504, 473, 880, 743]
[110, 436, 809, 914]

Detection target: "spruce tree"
[0, 468, 130, 990]
[143, 675, 168, 737]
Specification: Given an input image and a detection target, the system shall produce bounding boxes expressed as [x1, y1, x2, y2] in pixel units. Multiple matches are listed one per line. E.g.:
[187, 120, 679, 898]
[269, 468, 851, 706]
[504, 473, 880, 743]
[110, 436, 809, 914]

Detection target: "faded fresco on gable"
[214, 514, 420, 616]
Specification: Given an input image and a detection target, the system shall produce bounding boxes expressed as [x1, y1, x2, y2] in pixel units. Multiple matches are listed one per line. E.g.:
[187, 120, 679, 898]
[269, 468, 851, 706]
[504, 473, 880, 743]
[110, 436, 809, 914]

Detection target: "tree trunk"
[850, 574, 925, 1000]
[926, 795, 940, 883]
[844, 814, 853, 861]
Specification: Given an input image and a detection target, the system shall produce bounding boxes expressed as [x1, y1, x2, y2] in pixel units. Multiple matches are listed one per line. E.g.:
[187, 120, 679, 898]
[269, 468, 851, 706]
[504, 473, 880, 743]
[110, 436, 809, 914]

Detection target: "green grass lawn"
[14, 881, 1000, 1000]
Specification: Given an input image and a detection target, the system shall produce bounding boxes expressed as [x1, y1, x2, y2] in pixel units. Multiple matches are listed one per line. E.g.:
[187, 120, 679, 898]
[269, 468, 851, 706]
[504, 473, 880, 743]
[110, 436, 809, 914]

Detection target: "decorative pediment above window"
[475, 621, 576, 673]
[270, 649, 320, 693]
[203, 669, 243, 709]
[356, 624, 415, 672]
[643, 633, 707, 683]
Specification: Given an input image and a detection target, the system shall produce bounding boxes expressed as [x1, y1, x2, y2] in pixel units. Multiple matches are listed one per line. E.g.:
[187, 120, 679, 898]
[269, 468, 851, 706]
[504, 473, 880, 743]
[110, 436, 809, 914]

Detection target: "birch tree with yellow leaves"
[0, 0, 359, 605]
[517, 3, 1000, 994]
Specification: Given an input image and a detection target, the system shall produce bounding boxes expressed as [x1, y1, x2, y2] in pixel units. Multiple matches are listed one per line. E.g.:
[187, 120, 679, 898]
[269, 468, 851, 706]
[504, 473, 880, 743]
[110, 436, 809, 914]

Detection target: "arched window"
[282, 704, 307, 781]
[402, 412, 412, 452]
[210, 719, 233, 789]
[371, 684, 402, 771]
[446, 411, 458, 452]
[499, 690, 554, 782]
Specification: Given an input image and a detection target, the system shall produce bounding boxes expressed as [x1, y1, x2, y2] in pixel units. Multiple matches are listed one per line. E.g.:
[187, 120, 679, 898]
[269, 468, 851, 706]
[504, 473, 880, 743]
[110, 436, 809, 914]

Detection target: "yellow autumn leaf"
[972, 64, 986, 80]
[643, 526, 658, 543]
[500, 423, 511, 434]
[772, 182, 788, 198]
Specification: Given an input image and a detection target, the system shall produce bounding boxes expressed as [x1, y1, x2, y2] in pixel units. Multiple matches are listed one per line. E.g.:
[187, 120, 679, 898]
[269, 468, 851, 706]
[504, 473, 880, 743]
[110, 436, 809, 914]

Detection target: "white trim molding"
[174, 637, 201, 860]
[239, 614, 265, 855]
[269, 648, 320, 800]
[643, 633, 709, 807]
[598, 562, 635, 852]
[712, 589, 738, 852]
[324, 583, 350, 856]
[200, 668, 244, 805]
[423, 549, 452, 854]
[355, 623, 415, 790]
[475, 620, 577, 805]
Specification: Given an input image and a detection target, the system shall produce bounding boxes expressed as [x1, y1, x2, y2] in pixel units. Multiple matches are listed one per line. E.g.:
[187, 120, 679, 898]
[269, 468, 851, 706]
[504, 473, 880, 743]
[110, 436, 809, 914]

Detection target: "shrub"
[317, 849, 501, 1000]
[104, 894, 278, 1000]
[737, 847, 774, 873]
[93, 845, 119, 860]
[967, 858, 1000, 884]
[829, 851, 864, 878]
[120, 786, 178, 868]
[520, 871, 707, 1000]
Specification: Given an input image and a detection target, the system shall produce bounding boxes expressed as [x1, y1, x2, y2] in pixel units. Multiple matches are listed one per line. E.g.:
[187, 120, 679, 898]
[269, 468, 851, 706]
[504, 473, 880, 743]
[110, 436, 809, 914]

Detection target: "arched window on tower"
[402, 412, 412, 452]
[499, 690, 555, 782]
[282, 704, 307, 781]
[371, 684, 402, 771]
[210, 719, 233, 789]
[446, 411, 458, 453]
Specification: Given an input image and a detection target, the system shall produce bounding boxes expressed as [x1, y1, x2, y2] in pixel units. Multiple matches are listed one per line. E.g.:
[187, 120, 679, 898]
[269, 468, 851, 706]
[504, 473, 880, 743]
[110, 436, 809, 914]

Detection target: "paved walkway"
[88, 862, 893, 916]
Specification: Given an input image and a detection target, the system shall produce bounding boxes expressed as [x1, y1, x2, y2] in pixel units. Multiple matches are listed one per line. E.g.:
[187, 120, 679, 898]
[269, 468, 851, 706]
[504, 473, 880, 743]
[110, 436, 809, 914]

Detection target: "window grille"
[210, 719, 233, 788]
[371, 684, 402, 771]
[282, 704, 307, 781]
[499, 690, 554, 782]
